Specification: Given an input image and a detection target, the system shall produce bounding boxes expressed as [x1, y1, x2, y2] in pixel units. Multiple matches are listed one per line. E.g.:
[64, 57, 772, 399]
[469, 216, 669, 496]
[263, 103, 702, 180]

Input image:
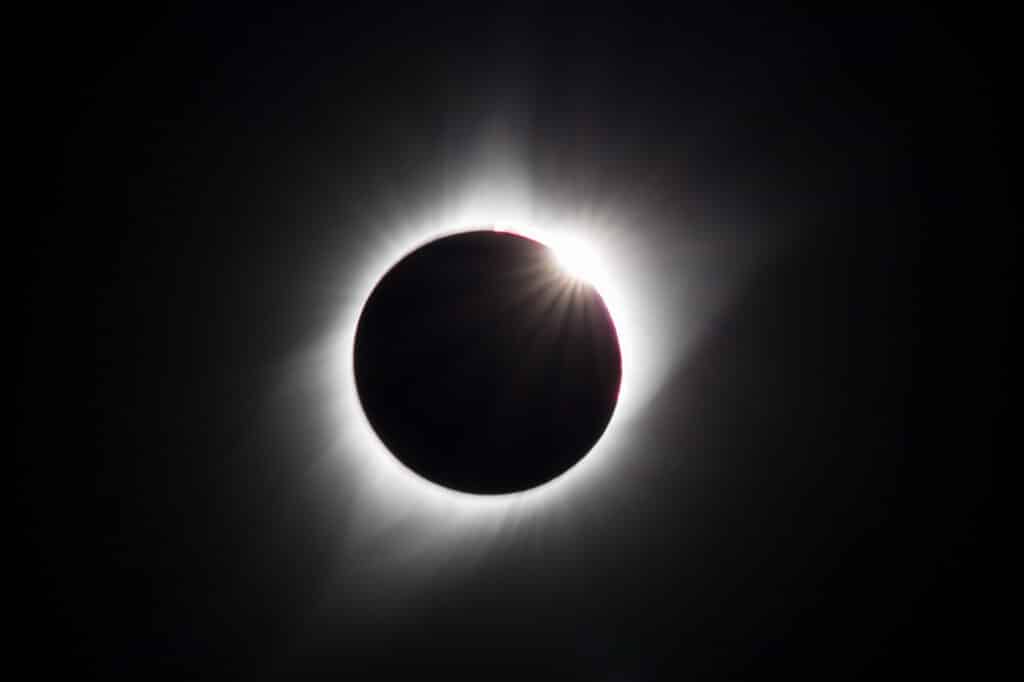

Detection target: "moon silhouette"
[353, 230, 622, 494]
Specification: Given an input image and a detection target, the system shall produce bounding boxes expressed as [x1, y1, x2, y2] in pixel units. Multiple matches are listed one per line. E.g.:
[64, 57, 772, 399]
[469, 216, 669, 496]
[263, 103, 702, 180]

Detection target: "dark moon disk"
[353, 230, 622, 494]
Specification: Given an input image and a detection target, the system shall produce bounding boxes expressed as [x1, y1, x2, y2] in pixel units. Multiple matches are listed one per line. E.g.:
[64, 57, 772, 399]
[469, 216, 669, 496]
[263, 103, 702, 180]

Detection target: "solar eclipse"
[25, 6, 1003, 677]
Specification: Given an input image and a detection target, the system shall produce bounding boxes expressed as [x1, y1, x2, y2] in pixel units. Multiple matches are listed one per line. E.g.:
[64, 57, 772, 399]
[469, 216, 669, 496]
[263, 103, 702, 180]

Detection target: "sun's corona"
[318, 188, 674, 554]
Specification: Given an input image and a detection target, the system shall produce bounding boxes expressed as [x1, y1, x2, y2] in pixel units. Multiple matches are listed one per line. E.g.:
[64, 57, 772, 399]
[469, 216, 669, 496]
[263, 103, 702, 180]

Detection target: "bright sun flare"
[545, 233, 607, 286]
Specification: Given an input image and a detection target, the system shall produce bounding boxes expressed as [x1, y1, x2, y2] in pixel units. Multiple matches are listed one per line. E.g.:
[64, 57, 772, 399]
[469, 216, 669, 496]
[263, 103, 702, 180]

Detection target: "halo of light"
[307, 167, 730, 582]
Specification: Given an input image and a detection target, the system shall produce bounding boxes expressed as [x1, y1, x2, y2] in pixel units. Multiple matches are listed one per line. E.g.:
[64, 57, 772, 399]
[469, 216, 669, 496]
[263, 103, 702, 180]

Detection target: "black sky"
[17, 3, 1010, 679]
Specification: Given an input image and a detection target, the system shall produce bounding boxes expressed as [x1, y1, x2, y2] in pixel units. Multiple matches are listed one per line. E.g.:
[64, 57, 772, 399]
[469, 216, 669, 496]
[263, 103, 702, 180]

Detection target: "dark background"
[17, 3, 1010, 679]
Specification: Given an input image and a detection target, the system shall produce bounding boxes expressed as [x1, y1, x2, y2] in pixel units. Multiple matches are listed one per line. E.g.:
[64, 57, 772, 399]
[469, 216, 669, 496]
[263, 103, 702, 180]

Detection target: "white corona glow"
[310, 167, 713, 579]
